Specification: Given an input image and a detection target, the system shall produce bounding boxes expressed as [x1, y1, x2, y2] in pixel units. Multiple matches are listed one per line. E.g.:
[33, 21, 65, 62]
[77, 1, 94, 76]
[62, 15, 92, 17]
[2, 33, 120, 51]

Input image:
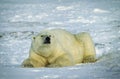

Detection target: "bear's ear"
[32, 36, 36, 40]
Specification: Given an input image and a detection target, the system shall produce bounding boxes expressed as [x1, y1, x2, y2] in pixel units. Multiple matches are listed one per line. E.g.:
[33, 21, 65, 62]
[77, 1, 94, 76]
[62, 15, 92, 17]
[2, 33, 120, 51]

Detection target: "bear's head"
[31, 31, 56, 57]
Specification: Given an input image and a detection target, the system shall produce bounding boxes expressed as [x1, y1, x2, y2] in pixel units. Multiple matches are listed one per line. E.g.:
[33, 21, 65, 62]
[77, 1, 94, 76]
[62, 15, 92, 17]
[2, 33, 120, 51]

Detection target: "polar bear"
[22, 29, 96, 68]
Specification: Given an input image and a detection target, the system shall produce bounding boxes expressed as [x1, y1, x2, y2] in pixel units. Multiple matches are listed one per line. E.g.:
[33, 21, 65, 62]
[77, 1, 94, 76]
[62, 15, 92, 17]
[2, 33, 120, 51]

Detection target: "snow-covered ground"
[0, 0, 120, 79]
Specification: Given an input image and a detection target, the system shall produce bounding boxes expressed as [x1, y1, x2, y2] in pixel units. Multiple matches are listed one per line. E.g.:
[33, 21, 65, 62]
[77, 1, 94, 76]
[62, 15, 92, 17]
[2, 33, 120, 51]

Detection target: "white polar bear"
[22, 29, 96, 68]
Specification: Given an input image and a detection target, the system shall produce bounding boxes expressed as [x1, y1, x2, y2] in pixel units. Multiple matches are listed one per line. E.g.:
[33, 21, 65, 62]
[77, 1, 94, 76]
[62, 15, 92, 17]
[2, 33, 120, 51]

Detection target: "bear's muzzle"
[44, 36, 51, 44]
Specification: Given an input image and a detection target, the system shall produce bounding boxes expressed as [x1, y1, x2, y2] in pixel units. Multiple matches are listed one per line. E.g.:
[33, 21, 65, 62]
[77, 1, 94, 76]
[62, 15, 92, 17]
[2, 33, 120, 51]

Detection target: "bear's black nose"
[44, 36, 51, 44]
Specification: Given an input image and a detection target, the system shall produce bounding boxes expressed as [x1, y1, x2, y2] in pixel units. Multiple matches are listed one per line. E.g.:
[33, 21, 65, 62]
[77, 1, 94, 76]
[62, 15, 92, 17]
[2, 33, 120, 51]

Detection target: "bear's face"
[33, 33, 54, 46]
[31, 32, 56, 57]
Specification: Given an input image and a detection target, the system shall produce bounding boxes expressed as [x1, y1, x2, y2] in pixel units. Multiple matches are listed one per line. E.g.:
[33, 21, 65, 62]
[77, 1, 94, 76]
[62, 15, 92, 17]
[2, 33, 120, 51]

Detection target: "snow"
[0, 0, 120, 79]
[93, 8, 110, 13]
[56, 6, 74, 11]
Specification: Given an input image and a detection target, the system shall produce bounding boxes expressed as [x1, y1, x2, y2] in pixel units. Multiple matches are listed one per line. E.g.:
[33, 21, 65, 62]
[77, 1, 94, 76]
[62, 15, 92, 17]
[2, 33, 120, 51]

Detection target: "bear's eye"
[33, 37, 35, 40]
[41, 35, 44, 37]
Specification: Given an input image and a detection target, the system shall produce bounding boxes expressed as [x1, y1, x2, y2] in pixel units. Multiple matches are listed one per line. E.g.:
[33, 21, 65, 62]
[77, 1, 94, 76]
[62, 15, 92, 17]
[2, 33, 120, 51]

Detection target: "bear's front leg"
[46, 54, 74, 67]
[83, 55, 96, 63]
[22, 58, 34, 68]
